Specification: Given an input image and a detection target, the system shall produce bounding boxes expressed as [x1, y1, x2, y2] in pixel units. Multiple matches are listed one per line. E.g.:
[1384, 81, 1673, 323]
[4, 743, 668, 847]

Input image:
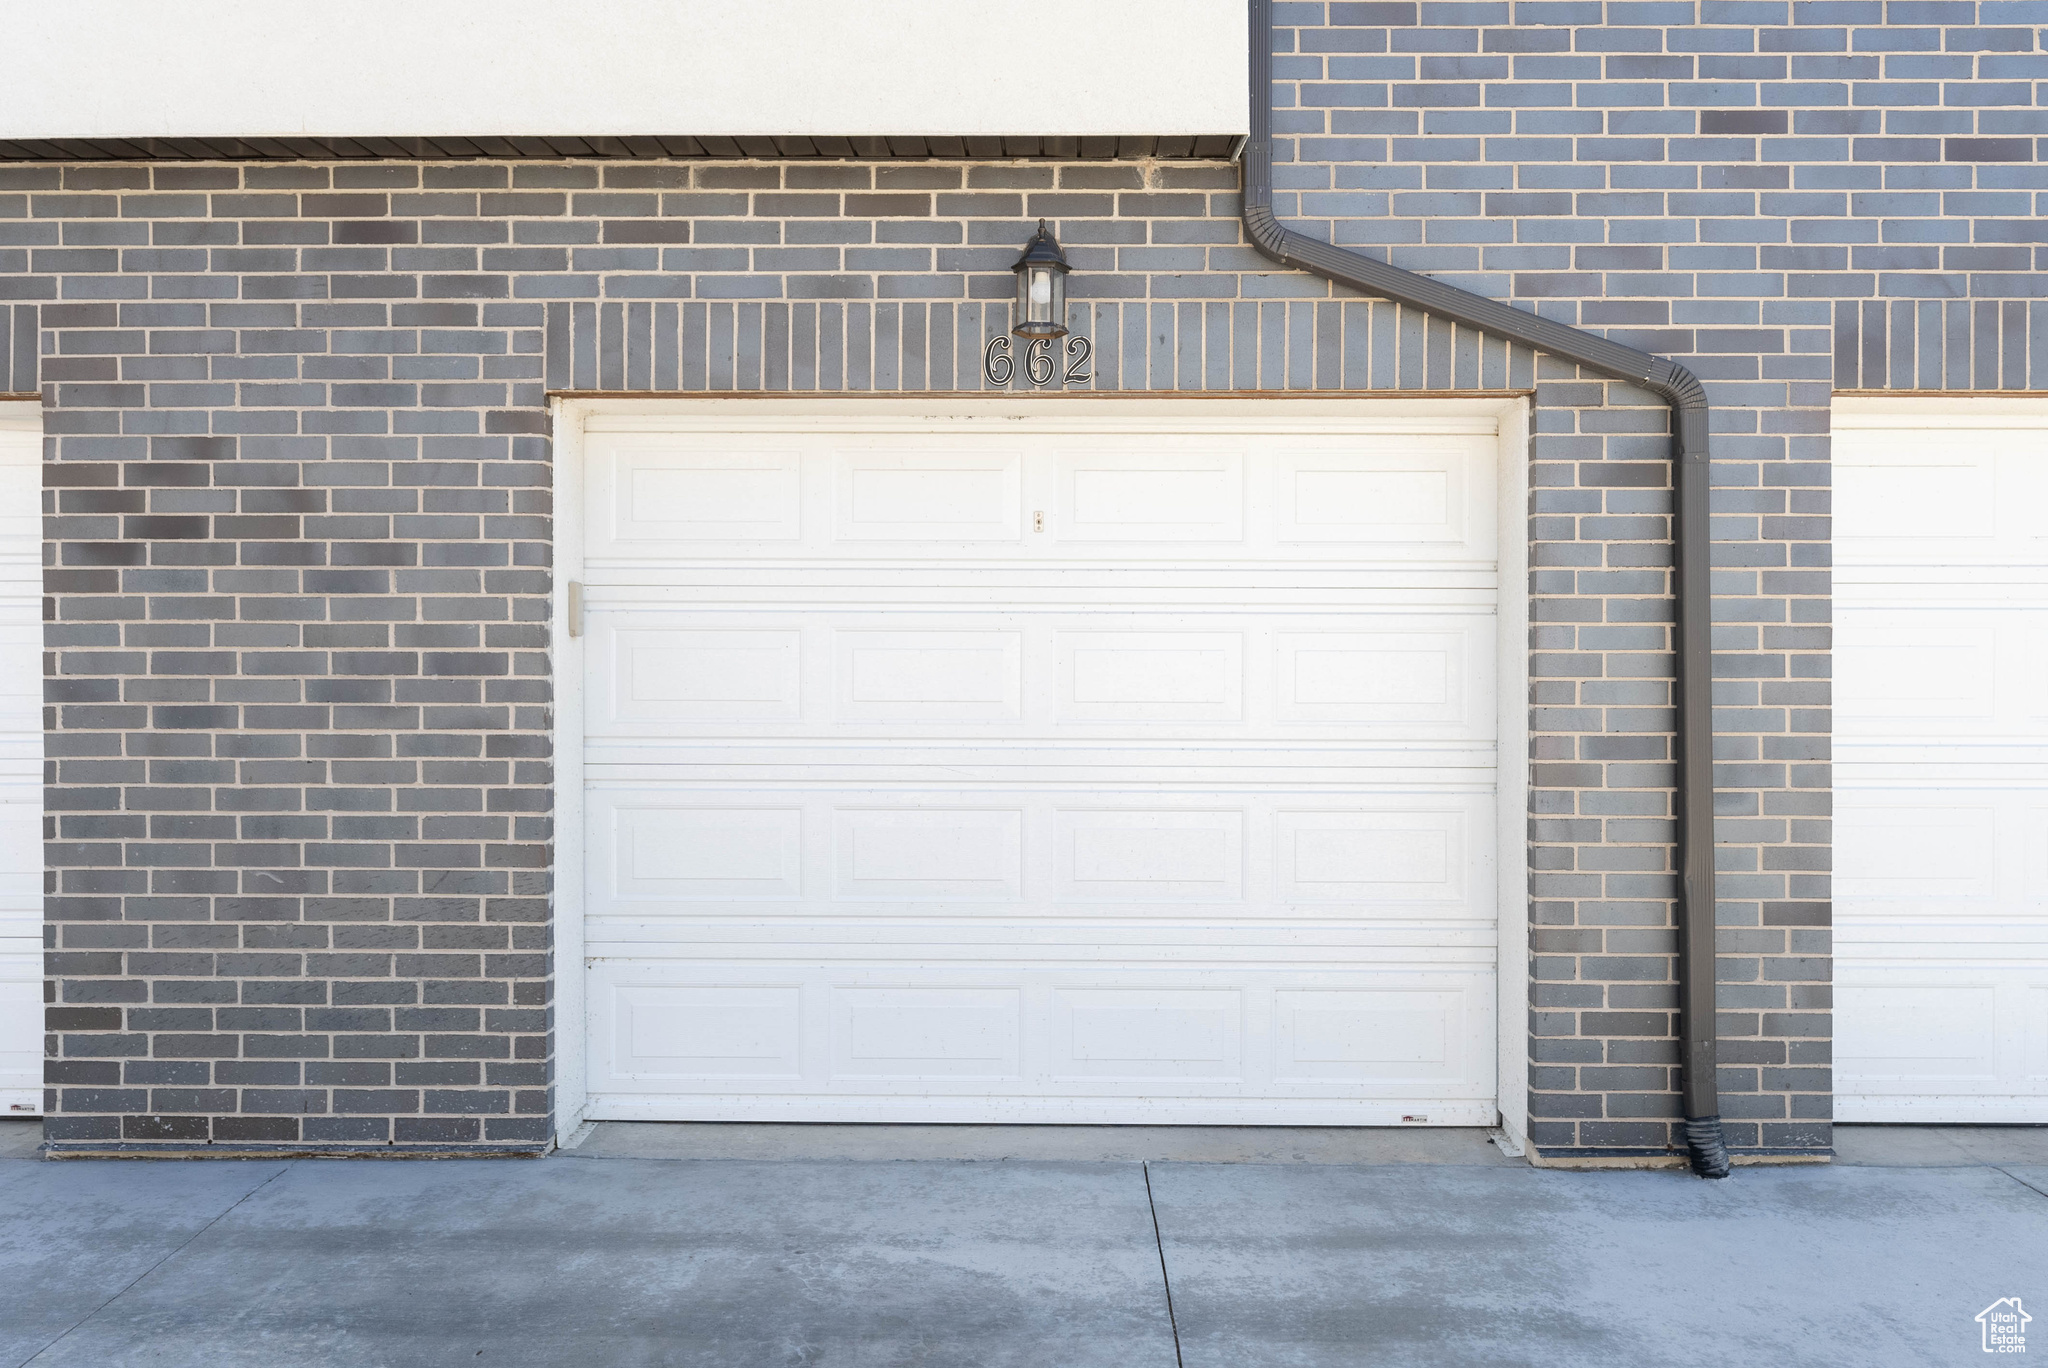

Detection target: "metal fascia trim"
[1238, 0, 1726, 1177]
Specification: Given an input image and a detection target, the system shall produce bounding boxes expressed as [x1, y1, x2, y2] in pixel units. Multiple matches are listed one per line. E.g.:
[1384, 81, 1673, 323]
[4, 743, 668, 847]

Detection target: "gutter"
[1238, 0, 1728, 1178]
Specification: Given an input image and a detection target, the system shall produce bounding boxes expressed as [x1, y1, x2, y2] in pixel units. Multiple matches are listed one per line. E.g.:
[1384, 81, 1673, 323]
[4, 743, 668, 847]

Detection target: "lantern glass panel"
[1028, 267, 1054, 321]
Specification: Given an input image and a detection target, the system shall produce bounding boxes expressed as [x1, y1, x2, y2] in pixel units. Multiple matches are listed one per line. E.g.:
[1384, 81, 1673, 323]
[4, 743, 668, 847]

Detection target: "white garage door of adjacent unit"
[0, 409, 41, 1116]
[571, 403, 1509, 1125]
[1835, 401, 2048, 1122]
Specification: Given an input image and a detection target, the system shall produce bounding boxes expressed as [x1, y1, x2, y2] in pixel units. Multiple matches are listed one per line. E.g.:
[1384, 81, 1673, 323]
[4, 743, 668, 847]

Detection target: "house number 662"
[984, 335, 1093, 388]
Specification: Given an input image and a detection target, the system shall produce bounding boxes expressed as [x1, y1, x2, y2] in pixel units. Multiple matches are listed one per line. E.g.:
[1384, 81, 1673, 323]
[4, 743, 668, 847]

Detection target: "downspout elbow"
[1646, 356, 1708, 412]
[1645, 357, 1712, 460]
[1241, 199, 1290, 265]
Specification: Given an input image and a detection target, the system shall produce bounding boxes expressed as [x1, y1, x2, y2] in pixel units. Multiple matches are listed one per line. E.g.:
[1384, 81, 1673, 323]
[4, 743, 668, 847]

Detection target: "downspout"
[1238, 0, 1728, 1178]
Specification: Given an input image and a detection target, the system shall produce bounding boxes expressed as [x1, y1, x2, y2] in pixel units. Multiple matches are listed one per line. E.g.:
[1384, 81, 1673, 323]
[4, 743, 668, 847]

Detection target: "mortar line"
[17, 1160, 295, 1368]
[1142, 1161, 1185, 1368]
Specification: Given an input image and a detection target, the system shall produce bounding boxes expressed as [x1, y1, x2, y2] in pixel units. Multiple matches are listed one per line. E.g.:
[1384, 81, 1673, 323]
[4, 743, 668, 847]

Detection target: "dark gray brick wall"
[6, 0, 2042, 1157]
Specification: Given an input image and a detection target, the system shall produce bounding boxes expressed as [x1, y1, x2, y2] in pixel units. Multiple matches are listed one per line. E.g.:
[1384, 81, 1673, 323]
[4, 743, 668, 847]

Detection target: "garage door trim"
[0, 401, 43, 1117]
[549, 395, 1531, 1146]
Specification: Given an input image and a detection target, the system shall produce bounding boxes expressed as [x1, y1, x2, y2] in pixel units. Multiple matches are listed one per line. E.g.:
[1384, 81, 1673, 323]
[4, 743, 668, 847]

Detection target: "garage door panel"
[1834, 426, 2048, 563]
[834, 808, 1024, 901]
[607, 982, 807, 1082]
[0, 621, 38, 746]
[1057, 630, 1244, 722]
[2034, 986, 2048, 1083]
[0, 797, 37, 933]
[1835, 447, 1995, 543]
[590, 925, 1501, 960]
[586, 751, 1496, 787]
[1273, 988, 1471, 1083]
[2035, 805, 2048, 899]
[585, 609, 1495, 744]
[1276, 809, 1473, 905]
[1834, 789, 2046, 909]
[1835, 621, 1997, 725]
[834, 449, 1023, 542]
[588, 788, 1494, 925]
[586, 430, 1497, 565]
[1273, 448, 1486, 553]
[1838, 982, 1999, 1082]
[1051, 988, 1244, 1081]
[840, 629, 1024, 721]
[1835, 796, 2002, 901]
[590, 570, 1498, 606]
[1836, 971, 2048, 1120]
[605, 804, 806, 902]
[600, 626, 804, 725]
[1277, 628, 1487, 727]
[1836, 608, 2047, 736]
[0, 941, 37, 1113]
[582, 411, 1502, 1124]
[1836, 408, 2048, 1122]
[587, 962, 1495, 1120]
[1056, 450, 1243, 542]
[603, 445, 805, 546]
[1055, 809, 1245, 901]
[832, 987, 1024, 1081]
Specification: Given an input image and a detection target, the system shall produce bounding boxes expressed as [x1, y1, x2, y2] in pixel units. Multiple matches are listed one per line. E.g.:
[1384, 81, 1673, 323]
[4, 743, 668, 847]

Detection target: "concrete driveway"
[3, 1120, 2044, 1367]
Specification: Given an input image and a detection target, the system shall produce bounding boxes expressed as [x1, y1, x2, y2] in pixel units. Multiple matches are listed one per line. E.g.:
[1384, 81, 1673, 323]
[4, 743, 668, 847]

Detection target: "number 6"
[983, 335, 1013, 387]
[1025, 337, 1054, 386]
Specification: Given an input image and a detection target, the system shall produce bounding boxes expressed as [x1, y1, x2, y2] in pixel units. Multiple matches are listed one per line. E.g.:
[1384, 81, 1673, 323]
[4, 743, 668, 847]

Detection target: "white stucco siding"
[9, 1, 1248, 141]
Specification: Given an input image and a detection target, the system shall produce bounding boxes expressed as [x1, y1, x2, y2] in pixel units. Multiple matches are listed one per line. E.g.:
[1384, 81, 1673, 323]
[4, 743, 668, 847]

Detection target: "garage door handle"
[567, 581, 583, 638]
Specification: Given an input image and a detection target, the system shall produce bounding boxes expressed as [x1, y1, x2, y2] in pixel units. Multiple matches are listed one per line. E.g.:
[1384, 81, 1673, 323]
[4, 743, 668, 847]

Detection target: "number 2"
[1064, 336, 1093, 384]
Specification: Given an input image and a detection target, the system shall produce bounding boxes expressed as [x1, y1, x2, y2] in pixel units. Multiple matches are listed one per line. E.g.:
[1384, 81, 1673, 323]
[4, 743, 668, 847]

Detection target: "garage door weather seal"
[1238, 0, 1728, 1178]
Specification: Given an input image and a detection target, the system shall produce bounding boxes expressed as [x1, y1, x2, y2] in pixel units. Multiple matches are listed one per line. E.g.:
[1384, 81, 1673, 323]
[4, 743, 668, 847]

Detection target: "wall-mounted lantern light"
[1011, 220, 1070, 338]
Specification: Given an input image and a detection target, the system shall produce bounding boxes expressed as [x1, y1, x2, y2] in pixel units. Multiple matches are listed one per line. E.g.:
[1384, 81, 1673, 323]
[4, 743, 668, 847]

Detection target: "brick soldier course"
[7, 0, 2043, 1157]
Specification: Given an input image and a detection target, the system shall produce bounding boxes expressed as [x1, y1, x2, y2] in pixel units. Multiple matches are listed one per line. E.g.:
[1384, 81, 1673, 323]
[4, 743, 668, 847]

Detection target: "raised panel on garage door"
[577, 411, 1503, 1125]
[1834, 405, 2048, 1122]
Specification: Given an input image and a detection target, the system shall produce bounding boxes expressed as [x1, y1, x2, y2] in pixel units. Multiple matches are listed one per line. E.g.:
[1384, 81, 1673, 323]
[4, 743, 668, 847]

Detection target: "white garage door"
[569, 402, 1510, 1125]
[1835, 400, 2048, 1122]
[0, 409, 41, 1116]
